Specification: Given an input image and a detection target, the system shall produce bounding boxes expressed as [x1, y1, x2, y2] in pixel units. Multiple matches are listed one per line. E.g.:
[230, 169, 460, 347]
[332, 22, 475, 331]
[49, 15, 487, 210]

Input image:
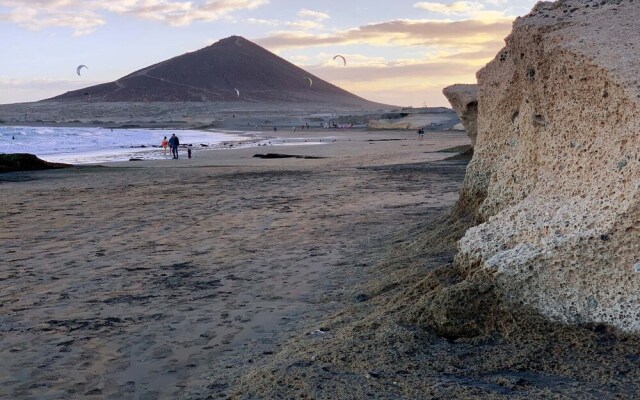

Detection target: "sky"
[0, 0, 539, 107]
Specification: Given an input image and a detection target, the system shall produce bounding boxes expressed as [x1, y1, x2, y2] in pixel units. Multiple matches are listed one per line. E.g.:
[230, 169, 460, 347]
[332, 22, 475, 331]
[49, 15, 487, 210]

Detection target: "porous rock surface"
[442, 84, 478, 145]
[453, 0, 640, 332]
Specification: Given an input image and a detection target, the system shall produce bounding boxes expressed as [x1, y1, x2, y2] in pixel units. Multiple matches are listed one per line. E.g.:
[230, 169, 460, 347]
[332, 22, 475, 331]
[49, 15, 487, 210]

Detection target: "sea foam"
[0, 126, 255, 164]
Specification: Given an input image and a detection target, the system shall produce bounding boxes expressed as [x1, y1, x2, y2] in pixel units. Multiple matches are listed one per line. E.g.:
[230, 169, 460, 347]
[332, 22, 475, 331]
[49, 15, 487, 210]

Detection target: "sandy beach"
[0, 129, 470, 398]
[4, 0, 640, 398]
[4, 127, 640, 400]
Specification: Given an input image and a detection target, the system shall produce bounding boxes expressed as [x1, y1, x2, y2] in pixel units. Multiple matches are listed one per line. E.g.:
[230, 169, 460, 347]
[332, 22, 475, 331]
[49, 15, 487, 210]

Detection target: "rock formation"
[442, 84, 478, 145]
[440, 0, 640, 334]
[0, 153, 70, 173]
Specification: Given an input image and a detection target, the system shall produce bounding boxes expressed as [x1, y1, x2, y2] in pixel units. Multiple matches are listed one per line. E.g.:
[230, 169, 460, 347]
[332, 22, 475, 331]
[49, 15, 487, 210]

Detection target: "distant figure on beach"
[273, 126, 277, 132]
[161, 136, 168, 156]
[417, 128, 425, 140]
[12, 135, 15, 140]
[168, 133, 180, 159]
[187, 148, 192, 159]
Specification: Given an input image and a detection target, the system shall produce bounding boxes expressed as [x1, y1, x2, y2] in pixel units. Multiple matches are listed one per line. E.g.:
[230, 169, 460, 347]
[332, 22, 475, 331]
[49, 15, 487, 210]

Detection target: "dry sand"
[0, 129, 469, 398]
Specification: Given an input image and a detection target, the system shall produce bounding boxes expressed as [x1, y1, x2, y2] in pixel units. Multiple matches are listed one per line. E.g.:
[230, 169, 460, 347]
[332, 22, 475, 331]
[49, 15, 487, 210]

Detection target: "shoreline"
[0, 124, 392, 165]
[0, 125, 265, 165]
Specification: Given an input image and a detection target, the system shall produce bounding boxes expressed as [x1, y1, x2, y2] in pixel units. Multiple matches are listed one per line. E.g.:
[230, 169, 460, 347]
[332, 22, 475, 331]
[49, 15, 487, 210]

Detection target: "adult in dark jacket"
[168, 133, 180, 159]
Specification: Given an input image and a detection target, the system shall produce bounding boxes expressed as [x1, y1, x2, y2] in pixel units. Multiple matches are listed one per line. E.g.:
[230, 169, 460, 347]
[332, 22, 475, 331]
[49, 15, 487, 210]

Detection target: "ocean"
[0, 126, 258, 164]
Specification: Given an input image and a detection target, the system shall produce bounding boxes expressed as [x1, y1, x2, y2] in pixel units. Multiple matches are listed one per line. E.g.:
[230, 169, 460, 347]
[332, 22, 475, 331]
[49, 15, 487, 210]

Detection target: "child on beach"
[161, 136, 168, 156]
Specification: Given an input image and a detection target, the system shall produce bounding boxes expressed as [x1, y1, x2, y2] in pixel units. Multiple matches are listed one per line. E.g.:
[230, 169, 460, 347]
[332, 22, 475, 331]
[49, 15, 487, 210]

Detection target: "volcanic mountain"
[48, 36, 385, 108]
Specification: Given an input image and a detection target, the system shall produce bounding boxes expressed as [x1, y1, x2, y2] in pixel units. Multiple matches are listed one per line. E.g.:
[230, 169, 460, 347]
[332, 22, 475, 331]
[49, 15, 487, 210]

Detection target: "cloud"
[246, 17, 279, 26]
[334, 66, 481, 106]
[441, 47, 503, 61]
[412, 1, 523, 22]
[257, 16, 508, 106]
[0, 76, 99, 104]
[0, 0, 270, 34]
[413, 1, 485, 15]
[0, 76, 84, 88]
[0, 2, 105, 36]
[285, 20, 323, 30]
[309, 61, 480, 83]
[289, 52, 387, 68]
[307, 60, 483, 107]
[266, 12, 513, 107]
[256, 19, 511, 50]
[297, 9, 329, 20]
[103, 0, 270, 27]
[482, 0, 509, 4]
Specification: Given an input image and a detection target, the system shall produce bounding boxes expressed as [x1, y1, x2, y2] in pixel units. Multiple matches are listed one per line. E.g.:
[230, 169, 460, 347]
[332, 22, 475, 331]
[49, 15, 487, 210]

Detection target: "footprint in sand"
[150, 344, 174, 360]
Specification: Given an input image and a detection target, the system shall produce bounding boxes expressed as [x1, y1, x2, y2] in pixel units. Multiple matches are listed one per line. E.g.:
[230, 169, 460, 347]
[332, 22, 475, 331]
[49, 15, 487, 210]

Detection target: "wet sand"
[0, 130, 469, 398]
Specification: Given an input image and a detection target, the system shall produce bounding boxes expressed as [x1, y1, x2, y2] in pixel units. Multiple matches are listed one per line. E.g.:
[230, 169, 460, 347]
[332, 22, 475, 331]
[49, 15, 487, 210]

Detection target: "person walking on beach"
[168, 133, 180, 159]
[161, 136, 168, 156]
[417, 128, 425, 140]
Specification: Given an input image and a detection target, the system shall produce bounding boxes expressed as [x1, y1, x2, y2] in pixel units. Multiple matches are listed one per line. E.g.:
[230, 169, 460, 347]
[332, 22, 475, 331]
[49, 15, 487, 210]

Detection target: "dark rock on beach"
[253, 153, 325, 159]
[0, 153, 71, 173]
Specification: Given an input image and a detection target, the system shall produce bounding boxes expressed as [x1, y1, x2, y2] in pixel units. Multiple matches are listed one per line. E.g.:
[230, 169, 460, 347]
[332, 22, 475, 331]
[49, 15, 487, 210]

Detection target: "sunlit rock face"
[443, 84, 478, 146]
[456, 0, 640, 332]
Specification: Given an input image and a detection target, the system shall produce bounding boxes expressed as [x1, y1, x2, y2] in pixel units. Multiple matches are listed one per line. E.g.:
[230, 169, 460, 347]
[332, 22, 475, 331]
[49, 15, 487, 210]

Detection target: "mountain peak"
[204, 35, 249, 50]
[48, 36, 384, 108]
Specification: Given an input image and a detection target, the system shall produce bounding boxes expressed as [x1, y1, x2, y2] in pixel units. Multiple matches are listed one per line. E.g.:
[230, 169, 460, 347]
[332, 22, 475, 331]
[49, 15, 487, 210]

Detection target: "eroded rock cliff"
[452, 0, 640, 332]
[443, 84, 478, 145]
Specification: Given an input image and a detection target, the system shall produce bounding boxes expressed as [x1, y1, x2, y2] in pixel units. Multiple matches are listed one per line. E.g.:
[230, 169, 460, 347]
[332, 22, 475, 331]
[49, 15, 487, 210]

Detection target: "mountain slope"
[47, 36, 387, 108]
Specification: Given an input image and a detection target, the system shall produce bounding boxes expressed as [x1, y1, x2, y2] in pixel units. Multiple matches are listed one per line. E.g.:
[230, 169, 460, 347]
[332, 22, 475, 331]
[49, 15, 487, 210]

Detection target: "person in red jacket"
[161, 136, 168, 156]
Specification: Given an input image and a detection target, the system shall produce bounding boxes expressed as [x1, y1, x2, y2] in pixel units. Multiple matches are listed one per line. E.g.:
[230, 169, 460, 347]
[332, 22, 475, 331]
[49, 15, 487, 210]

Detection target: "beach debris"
[333, 54, 347, 66]
[234, 88, 240, 97]
[309, 326, 331, 337]
[303, 76, 313, 87]
[354, 293, 370, 302]
[633, 263, 640, 273]
[253, 153, 325, 159]
[76, 64, 88, 76]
